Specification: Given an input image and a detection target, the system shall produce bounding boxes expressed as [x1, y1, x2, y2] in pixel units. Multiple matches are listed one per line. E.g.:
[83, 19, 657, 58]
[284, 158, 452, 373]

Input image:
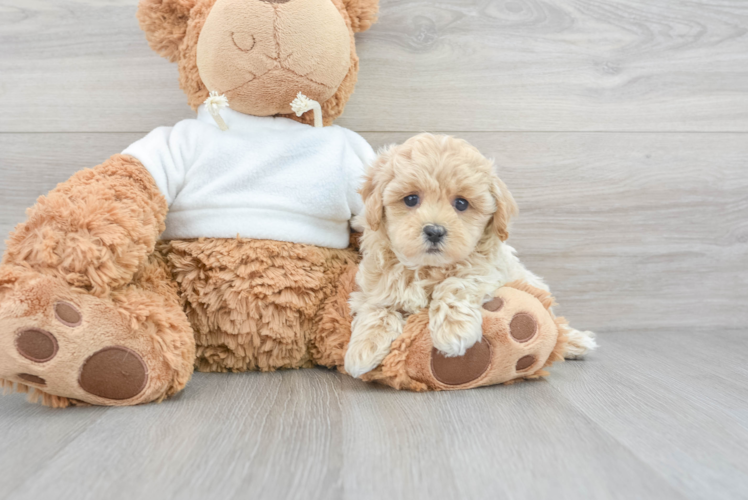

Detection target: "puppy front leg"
[429, 279, 485, 357]
[345, 304, 405, 378]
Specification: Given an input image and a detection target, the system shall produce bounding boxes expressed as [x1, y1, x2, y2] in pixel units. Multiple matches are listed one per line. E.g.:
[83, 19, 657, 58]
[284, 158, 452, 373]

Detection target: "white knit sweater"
[122, 105, 375, 249]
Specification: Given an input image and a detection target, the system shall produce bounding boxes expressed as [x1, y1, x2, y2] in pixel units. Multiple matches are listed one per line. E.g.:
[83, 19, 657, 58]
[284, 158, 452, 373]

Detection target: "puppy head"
[360, 134, 518, 267]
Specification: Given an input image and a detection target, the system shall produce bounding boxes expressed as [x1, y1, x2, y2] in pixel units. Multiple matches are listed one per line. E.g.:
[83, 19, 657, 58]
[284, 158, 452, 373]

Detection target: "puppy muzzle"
[423, 224, 447, 244]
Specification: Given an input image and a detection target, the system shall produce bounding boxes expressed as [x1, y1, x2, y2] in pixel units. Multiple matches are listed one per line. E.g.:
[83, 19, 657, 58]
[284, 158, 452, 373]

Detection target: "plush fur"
[2, 154, 168, 296]
[0, 0, 586, 408]
[156, 238, 358, 372]
[0, 155, 358, 406]
[0, 0, 379, 407]
[345, 134, 596, 378]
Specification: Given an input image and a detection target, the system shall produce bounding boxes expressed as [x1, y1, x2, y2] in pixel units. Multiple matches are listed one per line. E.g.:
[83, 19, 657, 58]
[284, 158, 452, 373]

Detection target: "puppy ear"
[489, 176, 518, 242]
[359, 145, 396, 231]
[137, 0, 197, 62]
[339, 0, 380, 33]
[360, 171, 384, 232]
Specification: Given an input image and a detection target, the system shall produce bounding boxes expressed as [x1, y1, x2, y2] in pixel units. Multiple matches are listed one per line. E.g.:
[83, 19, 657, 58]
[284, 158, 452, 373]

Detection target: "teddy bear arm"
[2, 154, 168, 296]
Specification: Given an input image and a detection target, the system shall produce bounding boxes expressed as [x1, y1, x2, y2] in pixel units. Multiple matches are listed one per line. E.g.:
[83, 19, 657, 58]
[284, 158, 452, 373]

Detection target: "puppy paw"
[429, 302, 483, 357]
[344, 336, 390, 378]
[564, 329, 598, 359]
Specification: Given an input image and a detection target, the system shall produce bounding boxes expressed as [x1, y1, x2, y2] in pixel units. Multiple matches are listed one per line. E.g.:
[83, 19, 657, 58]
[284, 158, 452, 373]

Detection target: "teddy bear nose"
[423, 224, 447, 243]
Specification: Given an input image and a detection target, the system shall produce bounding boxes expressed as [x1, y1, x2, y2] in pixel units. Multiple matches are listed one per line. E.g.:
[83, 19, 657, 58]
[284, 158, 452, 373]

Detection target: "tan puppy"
[344, 134, 596, 378]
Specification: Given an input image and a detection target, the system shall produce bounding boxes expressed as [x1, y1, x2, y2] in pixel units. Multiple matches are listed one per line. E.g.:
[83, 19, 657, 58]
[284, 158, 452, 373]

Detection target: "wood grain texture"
[548, 330, 748, 500]
[1, 0, 748, 132]
[2, 132, 746, 332]
[2, 331, 747, 500]
[339, 375, 686, 500]
[2, 370, 344, 500]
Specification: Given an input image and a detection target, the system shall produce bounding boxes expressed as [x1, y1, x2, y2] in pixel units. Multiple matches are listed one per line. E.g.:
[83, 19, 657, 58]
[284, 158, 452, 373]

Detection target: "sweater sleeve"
[121, 125, 190, 207]
[343, 129, 376, 218]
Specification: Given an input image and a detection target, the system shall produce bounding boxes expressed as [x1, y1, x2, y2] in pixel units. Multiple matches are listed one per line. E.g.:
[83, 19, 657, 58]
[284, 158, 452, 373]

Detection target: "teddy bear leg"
[2, 154, 167, 295]
[0, 155, 194, 406]
[357, 281, 569, 391]
[160, 238, 359, 373]
[0, 255, 195, 407]
[311, 263, 359, 370]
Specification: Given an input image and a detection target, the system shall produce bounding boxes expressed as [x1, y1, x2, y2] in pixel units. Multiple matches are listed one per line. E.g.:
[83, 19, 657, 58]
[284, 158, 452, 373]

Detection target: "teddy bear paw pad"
[15, 328, 59, 362]
[17, 373, 47, 386]
[78, 347, 148, 401]
[430, 341, 492, 386]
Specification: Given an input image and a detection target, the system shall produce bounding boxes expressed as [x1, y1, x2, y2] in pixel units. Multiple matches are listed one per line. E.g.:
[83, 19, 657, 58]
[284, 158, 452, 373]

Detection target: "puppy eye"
[403, 194, 420, 207]
[454, 198, 469, 212]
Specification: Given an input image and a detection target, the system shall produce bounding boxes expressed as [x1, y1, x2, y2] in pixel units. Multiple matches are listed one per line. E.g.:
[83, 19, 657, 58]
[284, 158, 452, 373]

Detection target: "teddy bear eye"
[231, 32, 255, 53]
[403, 194, 420, 207]
[453, 198, 469, 212]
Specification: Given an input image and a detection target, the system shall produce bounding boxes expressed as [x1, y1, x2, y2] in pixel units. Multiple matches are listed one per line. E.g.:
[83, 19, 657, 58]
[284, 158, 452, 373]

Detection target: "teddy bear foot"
[361, 281, 568, 391]
[0, 266, 194, 407]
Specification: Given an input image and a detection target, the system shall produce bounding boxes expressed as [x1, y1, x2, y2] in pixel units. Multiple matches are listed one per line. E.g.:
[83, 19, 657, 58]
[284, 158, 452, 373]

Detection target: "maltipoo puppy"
[344, 133, 596, 378]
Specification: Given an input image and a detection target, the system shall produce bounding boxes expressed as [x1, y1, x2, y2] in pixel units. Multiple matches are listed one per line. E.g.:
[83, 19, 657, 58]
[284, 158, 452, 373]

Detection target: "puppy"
[344, 134, 596, 378]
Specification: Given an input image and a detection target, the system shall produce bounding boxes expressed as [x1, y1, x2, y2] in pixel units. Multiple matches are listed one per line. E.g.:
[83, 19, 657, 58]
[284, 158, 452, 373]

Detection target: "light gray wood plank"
[1, 352, 693, 500]
[549, 330, 748, 500]
[339, 373, 687, 500]
[0, 0, 193, 133]
[2, 132, 746, 332]
[0, 395, 109, 496]
[1, 0, 748, 133]
[2, 331, 746, 500]
[3, 370, 343, 500]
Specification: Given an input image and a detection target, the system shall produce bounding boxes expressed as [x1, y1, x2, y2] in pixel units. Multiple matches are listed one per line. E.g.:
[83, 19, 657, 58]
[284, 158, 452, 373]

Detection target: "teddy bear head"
[137, 0, 378, 126]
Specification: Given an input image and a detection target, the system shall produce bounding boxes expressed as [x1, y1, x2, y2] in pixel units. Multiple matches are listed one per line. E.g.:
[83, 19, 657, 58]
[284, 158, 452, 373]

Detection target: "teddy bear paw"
[374, 284, 564, 391]
[429, 288, 562, 388]
[0, 267, 187, 406]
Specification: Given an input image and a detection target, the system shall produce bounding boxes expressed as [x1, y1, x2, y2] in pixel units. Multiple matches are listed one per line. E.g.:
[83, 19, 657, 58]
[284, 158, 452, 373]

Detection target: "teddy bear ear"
[137, 0, 198, 62]
[339, 0, 380, 33]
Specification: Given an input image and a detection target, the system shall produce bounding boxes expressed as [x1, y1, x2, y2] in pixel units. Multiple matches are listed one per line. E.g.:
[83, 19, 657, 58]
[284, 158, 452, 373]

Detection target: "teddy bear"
[0, 0, 569, 408]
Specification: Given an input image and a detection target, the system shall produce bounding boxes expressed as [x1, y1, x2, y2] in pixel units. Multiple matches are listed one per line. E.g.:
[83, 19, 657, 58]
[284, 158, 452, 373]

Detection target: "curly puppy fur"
[345, 134, 596, 378]
[137, 0, 379, 125]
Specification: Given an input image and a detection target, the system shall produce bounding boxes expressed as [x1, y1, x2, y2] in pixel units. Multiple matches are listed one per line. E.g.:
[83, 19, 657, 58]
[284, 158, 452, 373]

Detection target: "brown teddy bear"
[0, 0, 568, 408]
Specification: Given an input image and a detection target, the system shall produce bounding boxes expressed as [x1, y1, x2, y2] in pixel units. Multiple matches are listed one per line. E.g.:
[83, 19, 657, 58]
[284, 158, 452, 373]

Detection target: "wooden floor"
[1, 0, 747, 499]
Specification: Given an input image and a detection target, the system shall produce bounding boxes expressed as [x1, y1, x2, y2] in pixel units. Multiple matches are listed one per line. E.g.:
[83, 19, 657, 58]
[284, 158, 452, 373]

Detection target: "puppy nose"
[423, 224, 447, 243]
